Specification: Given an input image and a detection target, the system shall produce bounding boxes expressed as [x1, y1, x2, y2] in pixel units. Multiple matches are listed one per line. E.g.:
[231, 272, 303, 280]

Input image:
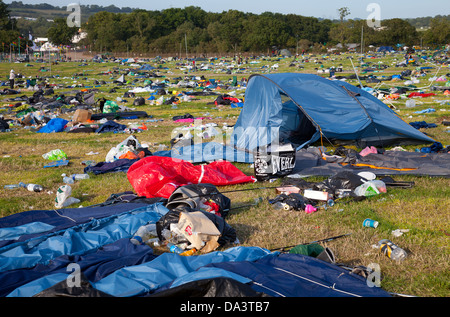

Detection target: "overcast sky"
[6, 0, 450, 20]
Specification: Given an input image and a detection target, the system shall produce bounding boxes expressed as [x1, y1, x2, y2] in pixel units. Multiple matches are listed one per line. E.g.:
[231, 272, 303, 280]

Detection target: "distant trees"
[47, 17, 78, 46]
[82, 7, 335, 55]
[0, 0, 21, 52]
[4, 2, 450, 55]
[423, 17, 450, 45]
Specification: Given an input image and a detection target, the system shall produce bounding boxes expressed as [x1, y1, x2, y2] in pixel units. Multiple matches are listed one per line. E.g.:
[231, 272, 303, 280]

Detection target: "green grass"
[0, 51, 449, 297]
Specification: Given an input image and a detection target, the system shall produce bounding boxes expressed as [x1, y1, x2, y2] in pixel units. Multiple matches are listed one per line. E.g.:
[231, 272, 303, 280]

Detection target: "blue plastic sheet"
[36, 118, 69, 133]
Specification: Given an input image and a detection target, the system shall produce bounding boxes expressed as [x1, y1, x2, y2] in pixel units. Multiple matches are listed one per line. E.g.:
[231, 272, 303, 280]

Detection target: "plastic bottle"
[166, 242, 183, 254]
[161, 228, 175, 242]
[273, 202, 290, 210]
[378, 239, 407, 261]
[180, 248, 197, 256]
[72, 174, 90, 180]
[130, 224, 157, 245]
[4, 184, 20, 189]
[161, 227, 184, 244]
[63, 176, 75, 184]
[26, 184, 43, 192]
[146, 238, 160, 246]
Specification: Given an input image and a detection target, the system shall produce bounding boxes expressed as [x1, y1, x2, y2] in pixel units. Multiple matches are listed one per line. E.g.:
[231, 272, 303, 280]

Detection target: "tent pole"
[349, 57, 363, 89]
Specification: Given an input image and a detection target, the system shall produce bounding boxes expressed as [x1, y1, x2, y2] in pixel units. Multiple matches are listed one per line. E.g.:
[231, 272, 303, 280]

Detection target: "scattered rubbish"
[391, 229, 410, 237]
[42, 149, 67, 161]
[363, 218, 379, 228]
[253, 144, 296, 181]
[1, 49, 449, 297]
[378, 239, 407, 261]
[304, 204, 317, 214]
[130, 223, 157, 245]
[54, 185, 80, 209]
[4, 184, 20, 190]
[43, 159, 69, 168]
[303, 189, 332, 201]
[354, 180, 387, 197]
[24, 183, 43, 192]
[268, 193, 314, 212]
[4, 182, 43, 192]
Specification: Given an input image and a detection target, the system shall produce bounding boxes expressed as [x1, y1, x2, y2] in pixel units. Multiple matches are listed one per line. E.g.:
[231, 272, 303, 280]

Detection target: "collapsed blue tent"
[0, 201, 392, 297]
[139, 64, 156, 71]
[231, 73, 435, 152]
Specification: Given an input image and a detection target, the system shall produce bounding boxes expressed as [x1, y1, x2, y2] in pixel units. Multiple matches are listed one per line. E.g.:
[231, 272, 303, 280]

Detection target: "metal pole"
[185, 33, 188, 59]
[361, 24, 364, 56]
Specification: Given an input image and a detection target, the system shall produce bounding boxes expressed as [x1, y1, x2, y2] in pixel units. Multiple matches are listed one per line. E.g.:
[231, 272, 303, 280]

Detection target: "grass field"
[0, 51, 449, 297]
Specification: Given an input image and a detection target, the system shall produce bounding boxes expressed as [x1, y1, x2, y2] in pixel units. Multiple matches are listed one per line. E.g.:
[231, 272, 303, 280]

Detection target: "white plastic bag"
[55, 185, 80, 208]
[354, 180, 386, 197]
[105, 135, 140, 162]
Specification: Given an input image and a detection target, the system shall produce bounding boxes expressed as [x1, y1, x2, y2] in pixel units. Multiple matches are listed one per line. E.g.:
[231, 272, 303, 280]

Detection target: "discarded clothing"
[409, 121, 437, 129]
[414, 108, 436, 114]
[95, 120, 127, 133]
[84, 158, 139, 175]
[419, 142, 443, 153]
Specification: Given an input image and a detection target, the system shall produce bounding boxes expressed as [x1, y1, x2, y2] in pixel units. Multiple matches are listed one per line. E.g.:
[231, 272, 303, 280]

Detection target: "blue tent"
[139, 64, 156, 71]
[231, 73, 435, 152]
[377, 46, 394, 52]
[0, 201, 392, 297]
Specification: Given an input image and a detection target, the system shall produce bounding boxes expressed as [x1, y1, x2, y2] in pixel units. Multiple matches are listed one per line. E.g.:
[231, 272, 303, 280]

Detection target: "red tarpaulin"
[127, 156, 256, 198]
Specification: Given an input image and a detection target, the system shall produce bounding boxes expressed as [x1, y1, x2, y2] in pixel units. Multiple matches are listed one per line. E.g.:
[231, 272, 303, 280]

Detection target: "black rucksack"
[165, 184, 231, 218]
[133, 97, 145, 106]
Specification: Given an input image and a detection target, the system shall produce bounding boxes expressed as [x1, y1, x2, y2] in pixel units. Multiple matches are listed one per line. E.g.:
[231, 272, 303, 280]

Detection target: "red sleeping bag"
[127, 156, 256, 198]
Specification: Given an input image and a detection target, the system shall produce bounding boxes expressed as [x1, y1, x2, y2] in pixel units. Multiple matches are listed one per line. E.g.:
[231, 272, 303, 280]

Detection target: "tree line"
[79, 7, 449, 55]
[2, 1, 449, 55]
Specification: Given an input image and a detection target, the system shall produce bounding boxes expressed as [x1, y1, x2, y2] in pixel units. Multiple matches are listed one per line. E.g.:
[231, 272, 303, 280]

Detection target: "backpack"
[165, 183, 231, 218]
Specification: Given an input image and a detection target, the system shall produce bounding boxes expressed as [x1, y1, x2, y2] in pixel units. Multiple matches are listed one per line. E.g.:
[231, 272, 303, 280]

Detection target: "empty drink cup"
[363, 218, 379, 228]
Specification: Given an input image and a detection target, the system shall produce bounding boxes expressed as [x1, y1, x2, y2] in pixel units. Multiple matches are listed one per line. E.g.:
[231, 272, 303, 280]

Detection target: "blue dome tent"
[231, 73, 435, 152]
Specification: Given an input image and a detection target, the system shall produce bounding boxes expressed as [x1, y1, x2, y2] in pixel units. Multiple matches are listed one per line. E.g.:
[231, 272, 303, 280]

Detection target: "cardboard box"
[276, 186, 300, 195]
[178, 211, 220, 251]
[72, 109, 92, 123]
